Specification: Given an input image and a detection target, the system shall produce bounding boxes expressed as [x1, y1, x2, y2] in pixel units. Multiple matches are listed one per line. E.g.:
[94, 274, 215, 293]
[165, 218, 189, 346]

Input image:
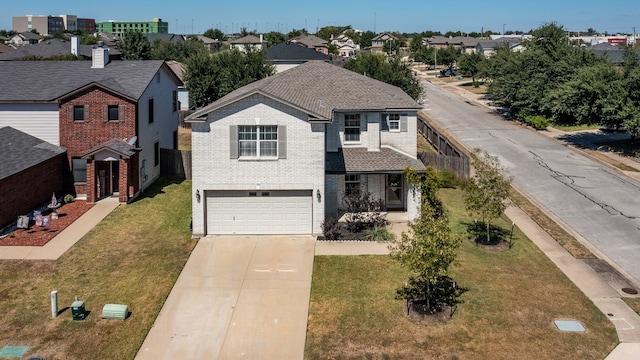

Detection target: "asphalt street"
[421, 79, 640, 284]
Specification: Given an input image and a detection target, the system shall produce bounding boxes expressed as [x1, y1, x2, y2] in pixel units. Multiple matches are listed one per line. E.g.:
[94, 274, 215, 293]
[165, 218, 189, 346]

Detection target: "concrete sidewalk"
[0, 197, 119, 260]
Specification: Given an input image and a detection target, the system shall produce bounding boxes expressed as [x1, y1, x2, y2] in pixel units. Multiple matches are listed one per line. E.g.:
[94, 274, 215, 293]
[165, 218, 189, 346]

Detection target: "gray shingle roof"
[291, 35, 328, 47]
[326, 147, 425, 173]
[82, 139, 137, 159]
[0, 126, 66, 181]
[230, 35, 264, 44]
[0, 60, 170, 102]
[187, 61, 421, 121]
[0, 38, 121, 60]
[266, 42, 330, 62]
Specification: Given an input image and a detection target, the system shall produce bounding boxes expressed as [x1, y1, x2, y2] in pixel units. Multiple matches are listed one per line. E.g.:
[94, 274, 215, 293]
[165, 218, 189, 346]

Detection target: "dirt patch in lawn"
[0, 201, 93, 246]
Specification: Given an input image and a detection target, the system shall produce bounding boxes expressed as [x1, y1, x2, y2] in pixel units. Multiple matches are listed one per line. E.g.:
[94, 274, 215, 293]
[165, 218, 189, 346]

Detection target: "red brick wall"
[59, 88, 137, 158]
[0, 153, 66, 229]
[59, 87, 138, 203]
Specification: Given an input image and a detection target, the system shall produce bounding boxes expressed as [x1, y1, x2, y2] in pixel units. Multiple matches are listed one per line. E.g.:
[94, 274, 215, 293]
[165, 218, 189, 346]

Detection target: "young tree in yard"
[203, 28, 225, 41]
[118, 30, 151, 60]
[436, 45, 462, 69]
[457, 52, 485, 84]
[389, 167, 464, 316]
[464, 149, 512, 244]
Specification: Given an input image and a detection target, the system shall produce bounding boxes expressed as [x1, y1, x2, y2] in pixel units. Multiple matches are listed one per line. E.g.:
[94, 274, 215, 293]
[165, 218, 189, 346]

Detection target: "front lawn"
[0, 179, 196, 359]
[305, 188, 617, 359]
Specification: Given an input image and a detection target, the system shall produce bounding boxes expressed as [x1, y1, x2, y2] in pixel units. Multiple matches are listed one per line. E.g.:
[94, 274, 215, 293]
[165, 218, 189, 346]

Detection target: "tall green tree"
[464, 149, 511, 244]
[287, 28, 307, 39]
[389, 167, 463, 314]
[264, 31, 285, 46]
[203, 28, 225, 41]
[343, 52, 422, 100]
[457, 52, 485, 83]
[316, 25, 351, 41]
[185, 48, 274, 108]
[118, 30, 151, 60]
[436, 46, 462, 68]
[359, 30, 376, 48]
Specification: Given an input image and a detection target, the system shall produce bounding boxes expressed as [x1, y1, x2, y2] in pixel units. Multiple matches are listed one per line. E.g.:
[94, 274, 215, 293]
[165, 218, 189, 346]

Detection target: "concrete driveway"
[136, 235, 315, 359]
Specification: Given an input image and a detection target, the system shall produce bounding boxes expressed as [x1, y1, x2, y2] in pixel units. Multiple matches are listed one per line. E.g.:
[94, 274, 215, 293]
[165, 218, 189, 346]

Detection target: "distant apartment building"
[13, 14, 95, 35]
[96, 18, 169, 36]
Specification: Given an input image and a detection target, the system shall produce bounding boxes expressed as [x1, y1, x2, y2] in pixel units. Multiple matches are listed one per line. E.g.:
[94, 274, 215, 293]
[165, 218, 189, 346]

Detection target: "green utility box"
[71, 300, 85, 320]
[102, 304, 128, 320]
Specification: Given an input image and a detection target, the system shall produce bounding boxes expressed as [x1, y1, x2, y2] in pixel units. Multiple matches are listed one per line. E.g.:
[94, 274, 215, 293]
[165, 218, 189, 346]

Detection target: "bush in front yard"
[342, 191, 388, 233]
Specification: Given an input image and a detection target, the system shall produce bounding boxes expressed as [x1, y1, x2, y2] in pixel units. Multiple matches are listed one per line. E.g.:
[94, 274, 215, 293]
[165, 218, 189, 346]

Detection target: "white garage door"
[206, 190, 313, 235]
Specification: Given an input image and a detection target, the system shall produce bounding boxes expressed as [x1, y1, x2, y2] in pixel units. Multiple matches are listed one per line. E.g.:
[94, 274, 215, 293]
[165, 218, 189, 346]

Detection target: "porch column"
[86, 160, 97, 204]
[119, 159, 128, 203]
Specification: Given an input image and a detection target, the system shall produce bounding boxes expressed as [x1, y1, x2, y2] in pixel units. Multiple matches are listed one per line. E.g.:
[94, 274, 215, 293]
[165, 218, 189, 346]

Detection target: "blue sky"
[2, 0, 639, 35]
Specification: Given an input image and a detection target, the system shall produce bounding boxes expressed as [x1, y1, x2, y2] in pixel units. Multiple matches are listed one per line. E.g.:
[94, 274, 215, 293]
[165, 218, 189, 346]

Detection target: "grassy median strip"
[305, 188, 617, 359]
[0, 179, 196, 360]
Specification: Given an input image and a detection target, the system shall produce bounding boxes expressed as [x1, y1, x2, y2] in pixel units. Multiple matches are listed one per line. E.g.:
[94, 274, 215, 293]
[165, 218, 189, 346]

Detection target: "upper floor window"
[239, 125, 278, 157]
[344, 114, 361, 142]
[388, 113, 400, 131]
[148, 98, 154, 124]
[73, 105, 85, 121]
[107, 105, 119, 121]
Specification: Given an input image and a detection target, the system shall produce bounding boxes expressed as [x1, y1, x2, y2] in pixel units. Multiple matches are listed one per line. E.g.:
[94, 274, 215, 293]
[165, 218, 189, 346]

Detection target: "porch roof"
[325, 147, 426, 174]
[81, 139, 138, 159]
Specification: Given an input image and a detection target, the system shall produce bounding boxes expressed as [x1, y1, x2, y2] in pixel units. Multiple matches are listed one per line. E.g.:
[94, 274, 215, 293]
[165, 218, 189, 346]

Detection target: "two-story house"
[371, 32, 399, 54]
[0, 49, 182, 203]
[331, 34, 358, 57]
[186, 61, 424, 236]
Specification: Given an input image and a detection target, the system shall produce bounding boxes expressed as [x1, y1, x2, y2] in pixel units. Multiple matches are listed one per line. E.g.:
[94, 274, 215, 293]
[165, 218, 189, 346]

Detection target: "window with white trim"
[388, 113, 400, 131]
[239, 125, 278, 157]
[344, 114, 361, 142]
[344, 174, 361, 195]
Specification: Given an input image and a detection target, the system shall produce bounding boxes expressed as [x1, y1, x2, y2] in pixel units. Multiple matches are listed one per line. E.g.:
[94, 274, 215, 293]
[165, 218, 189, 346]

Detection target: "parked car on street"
[439, 68, 457, 77]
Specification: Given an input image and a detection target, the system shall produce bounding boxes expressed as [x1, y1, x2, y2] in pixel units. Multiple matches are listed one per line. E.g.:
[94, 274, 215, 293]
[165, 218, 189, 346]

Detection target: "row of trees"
[451, 23, 640, 137]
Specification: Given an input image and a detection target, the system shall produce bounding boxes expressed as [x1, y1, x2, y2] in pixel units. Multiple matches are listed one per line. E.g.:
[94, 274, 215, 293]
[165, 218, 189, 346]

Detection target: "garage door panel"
[206, 190, 312, 235]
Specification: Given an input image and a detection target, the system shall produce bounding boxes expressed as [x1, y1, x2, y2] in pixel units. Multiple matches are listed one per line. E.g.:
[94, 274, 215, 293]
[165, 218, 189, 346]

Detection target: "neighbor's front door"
[386, 174, 403, 210]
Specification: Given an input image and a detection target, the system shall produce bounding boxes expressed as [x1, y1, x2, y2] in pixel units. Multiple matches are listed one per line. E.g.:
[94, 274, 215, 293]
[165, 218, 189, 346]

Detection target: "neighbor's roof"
[0, 126, 66, 181]
[230, 35, 265, 44]
[0, 38, 121, 60]
[187, 61, 420, 121]
[266, 42, 330, 62]
[428, 36, 479, 47]
[81, 139, 137, 159]
[0, 60, 180, 102]
[476, 37, 521, 50]
[326, 147, 425, 173]
[291, 35, 328, 47]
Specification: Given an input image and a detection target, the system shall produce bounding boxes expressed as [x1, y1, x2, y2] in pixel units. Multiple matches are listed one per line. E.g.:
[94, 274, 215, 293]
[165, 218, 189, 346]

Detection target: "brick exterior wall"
[0, 153, 68, 229]
[59, 87, 137, 203]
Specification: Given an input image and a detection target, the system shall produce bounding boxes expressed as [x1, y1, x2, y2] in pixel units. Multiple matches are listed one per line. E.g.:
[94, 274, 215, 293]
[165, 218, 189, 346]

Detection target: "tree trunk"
[486, 221, 490, 244]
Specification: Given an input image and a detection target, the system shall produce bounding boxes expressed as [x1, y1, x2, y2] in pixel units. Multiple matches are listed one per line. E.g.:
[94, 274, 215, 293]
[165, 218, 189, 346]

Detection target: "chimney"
[91, 42, 110, 69]
[70, 36, 80, 56]
[259, 34, 263, 43]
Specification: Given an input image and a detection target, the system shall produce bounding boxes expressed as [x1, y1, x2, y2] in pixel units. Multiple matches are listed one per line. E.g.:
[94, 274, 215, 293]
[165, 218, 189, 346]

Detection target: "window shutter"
[400, 114, 408, 132]
[229, 125, 238, 159]
[84, 105, 90, 122]
[278, 125, 287, 159]
[68, 105, 74, 122]
[103, 105, 108, 122]
[119, 105, 124, 121]
[380, 114, 389, 131]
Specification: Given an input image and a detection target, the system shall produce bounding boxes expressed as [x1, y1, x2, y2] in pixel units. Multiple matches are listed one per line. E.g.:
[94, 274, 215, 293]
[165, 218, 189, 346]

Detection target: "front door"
[386, 174, 404, 210]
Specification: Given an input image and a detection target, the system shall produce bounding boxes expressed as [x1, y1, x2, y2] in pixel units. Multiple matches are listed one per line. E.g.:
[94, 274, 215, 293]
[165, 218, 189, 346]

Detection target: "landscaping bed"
[0, 200, 93, 246]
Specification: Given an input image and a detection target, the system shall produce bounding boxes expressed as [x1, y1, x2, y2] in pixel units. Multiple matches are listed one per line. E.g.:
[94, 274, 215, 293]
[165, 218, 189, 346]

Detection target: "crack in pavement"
[530, 151, 639, 220]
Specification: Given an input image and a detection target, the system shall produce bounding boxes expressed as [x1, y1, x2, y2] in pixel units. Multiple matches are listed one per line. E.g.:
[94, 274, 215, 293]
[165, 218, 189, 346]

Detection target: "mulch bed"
[0, 201, 94, 246]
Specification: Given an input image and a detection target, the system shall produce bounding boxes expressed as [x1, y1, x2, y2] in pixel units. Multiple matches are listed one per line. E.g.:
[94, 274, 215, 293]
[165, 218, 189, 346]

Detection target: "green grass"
[0, 179, 196, 360]
[305, 188, 617, 359]
[550, 123, 601, 132]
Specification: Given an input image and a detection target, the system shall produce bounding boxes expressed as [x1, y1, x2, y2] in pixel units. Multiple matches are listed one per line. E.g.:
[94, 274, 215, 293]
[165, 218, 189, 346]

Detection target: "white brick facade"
[191, 95, 325, 236]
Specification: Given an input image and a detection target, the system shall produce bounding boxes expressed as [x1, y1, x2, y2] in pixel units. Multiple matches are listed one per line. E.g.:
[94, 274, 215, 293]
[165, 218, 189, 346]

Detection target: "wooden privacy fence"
[417, 112, 470, 178]
[160, 148, 192, 180]
[418, 152, 469, 179]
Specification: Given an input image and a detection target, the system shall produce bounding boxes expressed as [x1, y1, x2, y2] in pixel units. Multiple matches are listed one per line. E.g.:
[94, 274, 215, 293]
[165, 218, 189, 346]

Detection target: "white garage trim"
[205, 190, 313, 235]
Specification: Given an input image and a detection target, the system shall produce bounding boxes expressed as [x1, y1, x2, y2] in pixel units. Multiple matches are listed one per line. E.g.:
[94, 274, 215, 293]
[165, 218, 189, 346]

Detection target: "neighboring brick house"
[186, 61, 424, 236]
[290, 35, 329, 55]
[0, 127, 70, 229]
[0, 51, 182, 203]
